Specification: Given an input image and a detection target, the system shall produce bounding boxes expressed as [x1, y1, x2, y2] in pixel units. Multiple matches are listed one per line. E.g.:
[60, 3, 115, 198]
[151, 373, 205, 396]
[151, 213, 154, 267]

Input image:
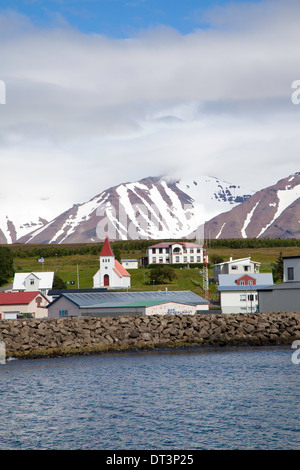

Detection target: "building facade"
[146, 242, 206, 265]
[12, 272, 54, 297]
[258, 255, 300, 313]
[121, 259, 138, 269]
[218, 273, 273, 314]
[283, 255, 300, 282]
[0, 291, 49, 319]
[47, 290, 209, 318]
[213, 257, 260, 282]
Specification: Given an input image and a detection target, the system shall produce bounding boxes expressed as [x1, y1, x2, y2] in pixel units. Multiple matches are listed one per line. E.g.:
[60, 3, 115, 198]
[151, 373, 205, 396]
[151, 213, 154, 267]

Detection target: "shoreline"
[1, 311, 300, 360]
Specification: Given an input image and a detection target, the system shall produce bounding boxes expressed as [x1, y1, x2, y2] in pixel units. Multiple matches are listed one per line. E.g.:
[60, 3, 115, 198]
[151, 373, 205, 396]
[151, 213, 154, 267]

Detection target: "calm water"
[0, 346, 299, 450]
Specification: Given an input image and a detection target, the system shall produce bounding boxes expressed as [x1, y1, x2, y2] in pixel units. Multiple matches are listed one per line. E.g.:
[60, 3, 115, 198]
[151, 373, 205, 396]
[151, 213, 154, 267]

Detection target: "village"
[0, 237, 299, 320]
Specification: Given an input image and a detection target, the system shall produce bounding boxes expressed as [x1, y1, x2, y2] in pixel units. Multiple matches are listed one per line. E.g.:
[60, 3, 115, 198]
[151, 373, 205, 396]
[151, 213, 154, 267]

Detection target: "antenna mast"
[203, 241, 209, 301]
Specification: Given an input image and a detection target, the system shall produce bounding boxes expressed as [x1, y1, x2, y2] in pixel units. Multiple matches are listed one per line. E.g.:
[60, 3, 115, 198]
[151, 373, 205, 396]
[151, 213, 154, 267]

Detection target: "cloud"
[0, 0, 300, 222]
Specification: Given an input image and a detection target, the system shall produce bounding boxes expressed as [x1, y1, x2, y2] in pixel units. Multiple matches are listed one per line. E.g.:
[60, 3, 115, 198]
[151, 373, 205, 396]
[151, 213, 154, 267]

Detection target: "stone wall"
[1, 311, 300, 359]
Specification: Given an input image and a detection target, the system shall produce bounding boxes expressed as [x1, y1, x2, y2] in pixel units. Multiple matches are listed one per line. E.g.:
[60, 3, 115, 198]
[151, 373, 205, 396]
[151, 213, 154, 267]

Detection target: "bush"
[148, 265, 177, 284]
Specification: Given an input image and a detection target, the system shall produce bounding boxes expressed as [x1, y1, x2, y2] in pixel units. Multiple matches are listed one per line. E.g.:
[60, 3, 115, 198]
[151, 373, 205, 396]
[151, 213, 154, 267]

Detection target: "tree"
[53, 274, 67, 289]
[272, 252, 283, 283]
[148, 265, 177, 285]
[209, 254, 225, 265]
[0, 247, 14, 286]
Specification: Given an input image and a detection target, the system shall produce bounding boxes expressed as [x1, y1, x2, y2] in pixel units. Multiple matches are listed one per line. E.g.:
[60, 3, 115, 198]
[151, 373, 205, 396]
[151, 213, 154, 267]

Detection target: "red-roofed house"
[93, 237, 131, 289]
[146, 241, 206, 265]
[0, 291, 49, 320]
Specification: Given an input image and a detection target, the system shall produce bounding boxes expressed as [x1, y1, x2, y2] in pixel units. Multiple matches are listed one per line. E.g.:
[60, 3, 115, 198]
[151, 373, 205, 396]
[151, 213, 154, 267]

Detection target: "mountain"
[14, 175, 253, 244]
[0, 214, 48, 245]
[202, 173, 300, 239]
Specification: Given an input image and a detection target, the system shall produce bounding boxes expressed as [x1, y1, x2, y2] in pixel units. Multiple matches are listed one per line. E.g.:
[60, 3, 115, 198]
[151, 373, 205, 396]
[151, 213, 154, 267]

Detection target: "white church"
[93, 237, 131, 290]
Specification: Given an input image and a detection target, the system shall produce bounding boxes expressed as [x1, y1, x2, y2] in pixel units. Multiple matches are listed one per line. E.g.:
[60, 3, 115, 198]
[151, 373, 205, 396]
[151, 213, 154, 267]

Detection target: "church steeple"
[100, 236, 114, 258]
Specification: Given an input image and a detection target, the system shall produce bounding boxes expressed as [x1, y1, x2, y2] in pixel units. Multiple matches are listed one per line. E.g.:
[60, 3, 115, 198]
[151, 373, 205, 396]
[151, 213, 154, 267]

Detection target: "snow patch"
[258, 184, 300, 237]
[241, 202, 259, 238]
[216, 223, 226, 239]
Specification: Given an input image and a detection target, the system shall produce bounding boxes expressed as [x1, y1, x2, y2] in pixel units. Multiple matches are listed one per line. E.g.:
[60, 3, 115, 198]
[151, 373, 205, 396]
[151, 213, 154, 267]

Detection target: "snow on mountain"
[204, 173, 300, 239]
[0, 214, 47, 244]
[15, 175, 253, 244]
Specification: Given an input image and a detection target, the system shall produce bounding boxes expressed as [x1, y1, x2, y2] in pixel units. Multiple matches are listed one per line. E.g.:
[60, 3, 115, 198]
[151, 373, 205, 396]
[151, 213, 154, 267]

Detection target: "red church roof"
[100, 237, 114, 257]
[114, 260, 131, 278]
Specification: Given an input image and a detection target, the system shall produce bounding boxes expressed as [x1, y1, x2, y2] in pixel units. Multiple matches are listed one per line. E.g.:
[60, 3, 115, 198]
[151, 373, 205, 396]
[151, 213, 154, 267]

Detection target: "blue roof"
[47, 290, 209, 309]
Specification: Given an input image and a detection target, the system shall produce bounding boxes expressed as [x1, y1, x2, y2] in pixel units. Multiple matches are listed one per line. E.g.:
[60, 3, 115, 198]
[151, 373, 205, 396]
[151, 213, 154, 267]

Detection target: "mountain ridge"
[1, 172, 299, 244]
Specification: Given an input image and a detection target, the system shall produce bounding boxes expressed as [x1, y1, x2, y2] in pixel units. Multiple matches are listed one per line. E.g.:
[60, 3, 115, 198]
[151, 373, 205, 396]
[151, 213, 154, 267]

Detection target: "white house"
[213, 257, 260, 282]
[0, 291, 49, 320]
[12, 272, 54, 298]
[146, 241, 207, 265]
[218, 273, 273, 314]
[121, 259, 138, 269]
[93, 237, 131, 290]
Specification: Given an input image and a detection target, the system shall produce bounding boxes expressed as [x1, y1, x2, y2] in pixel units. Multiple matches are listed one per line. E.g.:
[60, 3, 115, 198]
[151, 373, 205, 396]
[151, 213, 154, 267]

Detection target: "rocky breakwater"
[1, 311, 300, 359]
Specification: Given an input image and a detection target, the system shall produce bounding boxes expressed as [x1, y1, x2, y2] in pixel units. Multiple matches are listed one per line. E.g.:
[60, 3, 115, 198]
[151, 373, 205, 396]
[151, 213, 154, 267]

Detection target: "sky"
[0, 0, 300, 224]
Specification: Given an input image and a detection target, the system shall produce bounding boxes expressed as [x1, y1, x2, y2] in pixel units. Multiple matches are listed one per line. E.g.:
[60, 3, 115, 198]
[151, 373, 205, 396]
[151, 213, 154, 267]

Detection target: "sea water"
[0, 346, 299, 450]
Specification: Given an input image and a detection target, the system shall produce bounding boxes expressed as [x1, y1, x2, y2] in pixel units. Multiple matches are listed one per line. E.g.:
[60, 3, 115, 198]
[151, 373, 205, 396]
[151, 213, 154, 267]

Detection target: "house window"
[197, 256, 201, 262]
[30, 279, 35, 285]
[190, 256, 194, 262]
[175, 256, 180, 262]
[248, 280, 253, 285]
[240, 280, 245, 286]
[152, 257, 156, 263]
[244, 266, 250, 271]
[159, 248, 163, 254]
[231, 265, 238, 270]
[190, 249, 194, 253]
[59, 310, 68, 317]
[159, 257, 163, 263]
[152, 248, 156, 254]
[240, 295, 246, 302]
[248, 294, 255, 301]
[183, 256, 187, 262]
[287, 267, 294, 281]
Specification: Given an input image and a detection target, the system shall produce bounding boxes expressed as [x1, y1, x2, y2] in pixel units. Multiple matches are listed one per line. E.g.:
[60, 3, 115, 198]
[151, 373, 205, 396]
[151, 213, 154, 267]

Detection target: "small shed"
[121, 259, 139, 269]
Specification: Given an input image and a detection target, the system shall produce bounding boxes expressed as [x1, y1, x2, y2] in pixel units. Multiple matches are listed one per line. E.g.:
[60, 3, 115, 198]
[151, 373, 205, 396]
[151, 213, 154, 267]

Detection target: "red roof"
[100, 237, 114, 257]
[148, 241, 202, 248]
[0, 291, 42, 305]
[114, 260, 131, 278]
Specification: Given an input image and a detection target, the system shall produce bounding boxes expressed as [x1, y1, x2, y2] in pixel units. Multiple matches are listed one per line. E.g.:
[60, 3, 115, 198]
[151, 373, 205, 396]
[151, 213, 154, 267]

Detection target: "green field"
[8, 240, 300, 302]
